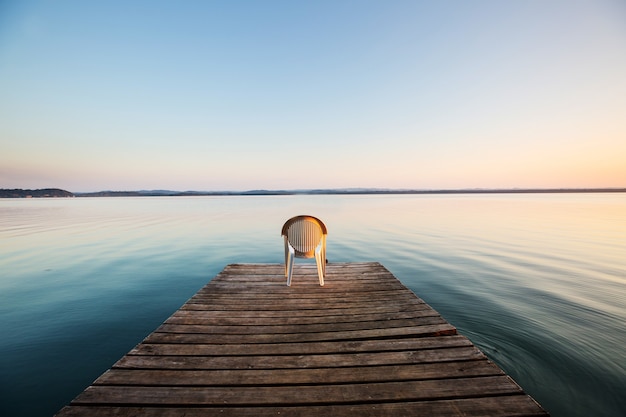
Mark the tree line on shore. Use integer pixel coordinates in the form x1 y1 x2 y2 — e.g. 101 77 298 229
0 188 75 198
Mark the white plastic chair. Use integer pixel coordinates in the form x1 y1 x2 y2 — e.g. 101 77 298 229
281 215 327 286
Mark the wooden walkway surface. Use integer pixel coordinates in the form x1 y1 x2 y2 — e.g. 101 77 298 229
56 262 548 416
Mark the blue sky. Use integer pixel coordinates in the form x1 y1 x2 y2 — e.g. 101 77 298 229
1 0 625 192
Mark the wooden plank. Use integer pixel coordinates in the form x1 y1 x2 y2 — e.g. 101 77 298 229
143 323 458 344
113 346 487 370
155 316 449 334
166 307 438 325
128 335 474 356
55 262 548 416
95 360 503 386
57 396 547 417
180 303 429 315
71 375 524 405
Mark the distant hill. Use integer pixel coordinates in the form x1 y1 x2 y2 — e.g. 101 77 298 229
0 188 75 198
74 187 626 197
74 190 295 197
3 187 625 198
75 191 144 197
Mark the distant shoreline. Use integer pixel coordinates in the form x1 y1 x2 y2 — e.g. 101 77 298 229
2 187 626 198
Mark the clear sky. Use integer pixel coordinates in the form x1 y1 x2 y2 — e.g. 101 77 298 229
1 0 625 192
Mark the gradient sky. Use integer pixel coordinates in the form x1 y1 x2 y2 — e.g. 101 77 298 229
1 0 625 192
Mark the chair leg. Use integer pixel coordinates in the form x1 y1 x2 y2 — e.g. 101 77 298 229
286 248 295 286
315 250 324 286
284 239 289 277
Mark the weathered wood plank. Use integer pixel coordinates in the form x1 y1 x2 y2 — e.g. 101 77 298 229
180 303 430 315
166 307 437 325
55 262 548 417
113 346 486 370
73 376 525 406
58 395 548 417
128 335 473 356
144 323 458 344
155 316 448 335
183 299 424 310
96 360 503 386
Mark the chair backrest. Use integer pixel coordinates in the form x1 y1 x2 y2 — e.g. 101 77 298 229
281 215 327 258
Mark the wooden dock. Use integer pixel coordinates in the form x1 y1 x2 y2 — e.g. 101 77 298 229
56 262 549 416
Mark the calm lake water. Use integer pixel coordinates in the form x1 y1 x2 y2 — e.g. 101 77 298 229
1 194 625 416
